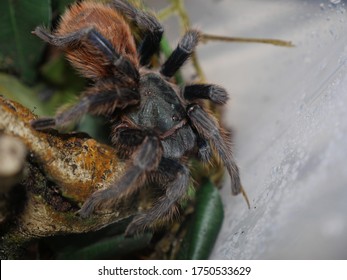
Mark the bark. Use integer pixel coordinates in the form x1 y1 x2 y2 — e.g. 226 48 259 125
0 96 141 259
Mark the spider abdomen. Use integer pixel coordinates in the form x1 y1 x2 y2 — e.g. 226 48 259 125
56 1 139 79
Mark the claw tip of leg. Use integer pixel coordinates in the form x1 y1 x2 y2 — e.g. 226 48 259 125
30 118 56 130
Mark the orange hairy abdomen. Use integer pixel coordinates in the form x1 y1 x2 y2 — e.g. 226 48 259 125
56 1 139 79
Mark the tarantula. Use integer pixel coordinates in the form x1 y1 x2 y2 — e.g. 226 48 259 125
31 0 246 235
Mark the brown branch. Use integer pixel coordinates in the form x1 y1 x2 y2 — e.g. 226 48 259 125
0 96 143 259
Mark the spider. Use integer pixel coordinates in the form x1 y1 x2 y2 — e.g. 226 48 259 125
31 0 247 236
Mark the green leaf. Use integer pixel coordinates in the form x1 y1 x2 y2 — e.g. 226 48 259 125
49 221 152 260
40 54 85 90
0 72 77 116
56 233 152 260
0 0 51 84
78 115 113 145
177 180 224 259
0 72 46 115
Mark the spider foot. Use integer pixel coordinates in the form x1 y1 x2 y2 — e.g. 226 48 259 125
124 215 147 237
78 194 103 218
31 117 56 130
183 84 229 105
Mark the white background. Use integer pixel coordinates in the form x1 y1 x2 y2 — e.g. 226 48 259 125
2 260 347 279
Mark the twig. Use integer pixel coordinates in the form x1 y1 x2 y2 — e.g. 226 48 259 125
201 33 294 47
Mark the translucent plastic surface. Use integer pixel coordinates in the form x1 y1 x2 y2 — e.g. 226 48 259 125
149 0 347 259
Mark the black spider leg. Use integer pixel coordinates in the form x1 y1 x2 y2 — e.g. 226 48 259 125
160 30 200 78
187 104 249 207
31 88 140 130
183 84 229 105
110 0 164 66
78 133 162 218
32 26 139 82
125 158 190 236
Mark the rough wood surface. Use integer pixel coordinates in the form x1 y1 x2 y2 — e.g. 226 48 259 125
0 96 140 259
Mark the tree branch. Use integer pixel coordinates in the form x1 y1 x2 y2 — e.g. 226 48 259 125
0 96 143 259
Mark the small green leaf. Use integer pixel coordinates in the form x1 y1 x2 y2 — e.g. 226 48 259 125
78 115 112 145
41 55 70 86
40 54 85 90
50 221 153 260
0 73 77 116
0 0 51 83
177 180 224 259
57 233 152 260
0 72 45 115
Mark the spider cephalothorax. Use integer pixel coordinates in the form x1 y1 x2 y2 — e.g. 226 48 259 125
31 0 245 235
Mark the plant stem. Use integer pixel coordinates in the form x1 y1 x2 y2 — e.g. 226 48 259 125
201 33 294 47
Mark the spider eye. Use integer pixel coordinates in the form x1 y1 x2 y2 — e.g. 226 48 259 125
172 115 180 122
144 90 152 96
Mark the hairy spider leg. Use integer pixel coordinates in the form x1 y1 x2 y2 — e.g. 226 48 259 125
31 88 140 130
160 30 200 78
187 104 249 208
196 135 212 163
91 127 190 235
110 0 164 66
125 158 190 236
78 134 162 218
183 84 229 105
31 27 142 130
32 26 139 83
